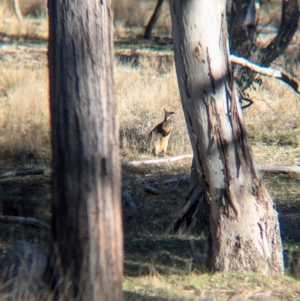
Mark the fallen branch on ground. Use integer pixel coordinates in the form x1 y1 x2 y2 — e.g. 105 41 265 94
143 184 159 195
0 167 44 179
230 55 300 94
164 175 189 185
0 216 50 229
260 165 300 174
127 154 193 166
122 190 137 209
127 155 300 174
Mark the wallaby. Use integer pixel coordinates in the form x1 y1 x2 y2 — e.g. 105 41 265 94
149 109 175 156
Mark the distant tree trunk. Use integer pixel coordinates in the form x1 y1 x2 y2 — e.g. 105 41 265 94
45 0 123 300
229 0 299 91
144 0 164 39
13 0 23 22
170 0 283 274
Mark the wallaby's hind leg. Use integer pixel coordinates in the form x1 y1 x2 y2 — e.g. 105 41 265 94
152 142 160 156
162 140 169 156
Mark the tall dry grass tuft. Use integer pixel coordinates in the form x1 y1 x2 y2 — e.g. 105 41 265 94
245 76 300 147
0 64 50 162
115 58 191 157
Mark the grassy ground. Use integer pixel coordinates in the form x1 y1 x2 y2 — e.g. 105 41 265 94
0 0 300 300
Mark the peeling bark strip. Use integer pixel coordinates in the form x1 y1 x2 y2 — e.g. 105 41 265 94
210 95 240 220
170 0 283 274
180 46 190 98
206 48 216 94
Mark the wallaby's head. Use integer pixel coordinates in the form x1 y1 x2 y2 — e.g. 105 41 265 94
164 109 175 120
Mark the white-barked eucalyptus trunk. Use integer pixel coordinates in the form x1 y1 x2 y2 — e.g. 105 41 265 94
169 0 283 274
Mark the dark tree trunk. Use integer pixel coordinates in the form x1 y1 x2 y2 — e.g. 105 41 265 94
45 0 123 300
169 0 283 274
144 0 164 39
229 0 299 91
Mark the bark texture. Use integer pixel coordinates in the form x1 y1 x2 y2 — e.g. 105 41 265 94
46 0 123 300
170 0 283 274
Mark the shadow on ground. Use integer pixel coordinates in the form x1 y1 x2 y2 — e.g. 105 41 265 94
0 159 300 279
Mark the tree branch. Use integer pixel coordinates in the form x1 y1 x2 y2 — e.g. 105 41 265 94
230 55 300 94
259 0 299 64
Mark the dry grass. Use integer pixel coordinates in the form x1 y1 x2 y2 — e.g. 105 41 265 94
123 272 300 300
0 61 50 162
113 0 171 37
0 50 299 166
245 76 300 146
116 59 191 157
243 72 300 166
0 0 170 41
0 0 47 40
1 0 47 18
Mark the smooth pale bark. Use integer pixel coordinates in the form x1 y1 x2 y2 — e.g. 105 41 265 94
13 0 23 22
46 0 123 300
170 0 283 274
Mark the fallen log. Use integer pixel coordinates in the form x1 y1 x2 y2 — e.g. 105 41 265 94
260 165 300 174
0 167 44 179
127 155 300 174
0 216 50 229
127 154 193 166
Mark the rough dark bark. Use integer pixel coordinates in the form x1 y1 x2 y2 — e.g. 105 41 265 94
144 0 165 39
169 0 283 274
45 0 123 300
